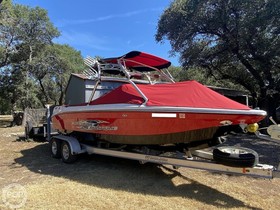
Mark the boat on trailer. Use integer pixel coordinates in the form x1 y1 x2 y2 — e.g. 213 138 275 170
49 51 280 178
52 51 266 147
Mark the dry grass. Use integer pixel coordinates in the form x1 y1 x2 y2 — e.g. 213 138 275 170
0 123 280 210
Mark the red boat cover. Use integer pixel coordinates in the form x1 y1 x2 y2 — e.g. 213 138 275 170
90 80 250 110
101 51 171 71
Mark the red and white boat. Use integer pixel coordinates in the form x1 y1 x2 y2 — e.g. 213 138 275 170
52 51 266 146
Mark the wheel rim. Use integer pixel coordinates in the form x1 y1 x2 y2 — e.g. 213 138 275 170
62 144 70 160
221 148 248 155
51 141 58 155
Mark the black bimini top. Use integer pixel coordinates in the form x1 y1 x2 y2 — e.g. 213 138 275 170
101 51 171 72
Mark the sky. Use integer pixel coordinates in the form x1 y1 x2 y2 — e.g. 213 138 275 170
13 0 180 66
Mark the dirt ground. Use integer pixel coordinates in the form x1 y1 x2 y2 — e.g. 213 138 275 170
0 119 280 210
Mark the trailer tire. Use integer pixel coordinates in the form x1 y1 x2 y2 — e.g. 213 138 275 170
213 146 259 167
50 138 61 158
61 141 77 163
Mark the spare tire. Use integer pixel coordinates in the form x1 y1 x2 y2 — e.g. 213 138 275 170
213 146 259 167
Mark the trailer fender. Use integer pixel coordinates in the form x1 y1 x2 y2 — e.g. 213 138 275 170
53 135 85 155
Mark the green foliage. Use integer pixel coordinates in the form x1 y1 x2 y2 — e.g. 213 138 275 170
0 0 84 113
169 65 244 91
157 0 280 117
30 44 84 106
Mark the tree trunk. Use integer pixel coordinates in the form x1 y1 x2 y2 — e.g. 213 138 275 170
258 91 278 125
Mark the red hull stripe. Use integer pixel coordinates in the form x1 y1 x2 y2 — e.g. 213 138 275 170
55 115 65 130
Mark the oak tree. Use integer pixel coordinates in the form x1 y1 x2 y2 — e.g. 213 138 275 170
156 0 280 120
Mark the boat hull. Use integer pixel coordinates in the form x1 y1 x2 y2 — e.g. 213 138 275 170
52 105 266 145
97 127 219 145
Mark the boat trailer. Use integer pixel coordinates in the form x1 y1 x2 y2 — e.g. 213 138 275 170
46 107 280 179
48 133 280 179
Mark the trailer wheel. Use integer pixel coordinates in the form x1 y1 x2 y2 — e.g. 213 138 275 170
50 138 61 158
213 146 259 167
61 141 77 163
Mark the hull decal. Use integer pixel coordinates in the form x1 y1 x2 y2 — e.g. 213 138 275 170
152 113 177 118
73 120 118 131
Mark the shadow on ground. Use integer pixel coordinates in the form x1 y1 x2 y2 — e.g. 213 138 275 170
13 134 277 209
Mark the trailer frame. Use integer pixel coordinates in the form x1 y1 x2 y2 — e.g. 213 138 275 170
50 134 280 179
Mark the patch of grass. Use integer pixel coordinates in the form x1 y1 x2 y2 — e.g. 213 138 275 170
1 126 280 210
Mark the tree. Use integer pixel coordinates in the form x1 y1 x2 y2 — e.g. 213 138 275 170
0 0 16 68
30 44 84 106
0 1 85 114
156 0 280 120
0 0 63 112
0 0 60 67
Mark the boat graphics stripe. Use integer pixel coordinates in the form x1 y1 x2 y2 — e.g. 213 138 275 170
55 115 65 130
152 113 177 118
